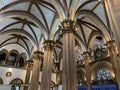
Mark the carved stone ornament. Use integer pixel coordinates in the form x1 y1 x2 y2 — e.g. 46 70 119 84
6 72 12 77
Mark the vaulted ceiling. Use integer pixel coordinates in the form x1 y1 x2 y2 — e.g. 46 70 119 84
0 0 112 61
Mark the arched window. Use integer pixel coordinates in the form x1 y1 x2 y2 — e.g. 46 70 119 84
96 67 112 81
8 53 17 65
18 57 25 67
0 52 6 65
10 78 23 90
92 36 105 50
18 53 27 67
10 78 23 85
77 71 85 86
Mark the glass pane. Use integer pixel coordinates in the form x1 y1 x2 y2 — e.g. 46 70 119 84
96 67 111 80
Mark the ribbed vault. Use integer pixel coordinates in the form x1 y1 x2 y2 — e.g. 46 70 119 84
0 0 112 71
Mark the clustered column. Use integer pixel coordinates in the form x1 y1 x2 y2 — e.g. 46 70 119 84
59 19 77 90
24 60 33 90
107 40 120 89
30 51 43 90
40 40 54 90
83 52 91 90
104 0 120 54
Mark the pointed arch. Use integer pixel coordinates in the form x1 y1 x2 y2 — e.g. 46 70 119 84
10 78 23 84
0 29 38 50
76 10 111 42
0 11 47 39
90 61 114 80
49 0 65 21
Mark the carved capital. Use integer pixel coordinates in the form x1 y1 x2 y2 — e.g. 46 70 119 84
34 51 44 60
44 40 55 50
107 40 116 52
59 19 77 33
83 52 90 58
53 63 59 73
26 60 33 68
34 51 44 56
83 52 91 64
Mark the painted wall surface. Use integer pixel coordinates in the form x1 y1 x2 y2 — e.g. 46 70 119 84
0 66 57 90
0 66 27 84
0 86 11 90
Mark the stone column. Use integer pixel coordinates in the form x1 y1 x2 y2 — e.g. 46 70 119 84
59 19 77 90
107 40 120 89
30 51 43 90
83 52 91 90
24 60 33 90
40 40 54 90
104 0 120 54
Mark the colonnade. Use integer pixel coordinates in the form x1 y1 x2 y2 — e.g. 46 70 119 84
27 0 120 90
27 42 120 90
29 19 77 90
27 29 120 90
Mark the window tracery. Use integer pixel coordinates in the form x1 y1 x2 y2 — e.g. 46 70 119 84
96 67 112 81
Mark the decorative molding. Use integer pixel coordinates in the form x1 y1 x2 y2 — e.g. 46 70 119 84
44 40 55 50
34 51 43 55
94 48 102 58
59 19 77 33
6 72 12 77
107 40 116 52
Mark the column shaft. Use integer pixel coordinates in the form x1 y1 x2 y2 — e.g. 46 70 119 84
24 60 33 90
83 52 91 90
60 20 77 90
104 0 120 54
107 41 120 89
40 41 54 90
30 52 43 90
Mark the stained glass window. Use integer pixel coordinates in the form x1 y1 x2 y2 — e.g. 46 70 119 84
96 67 112 80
